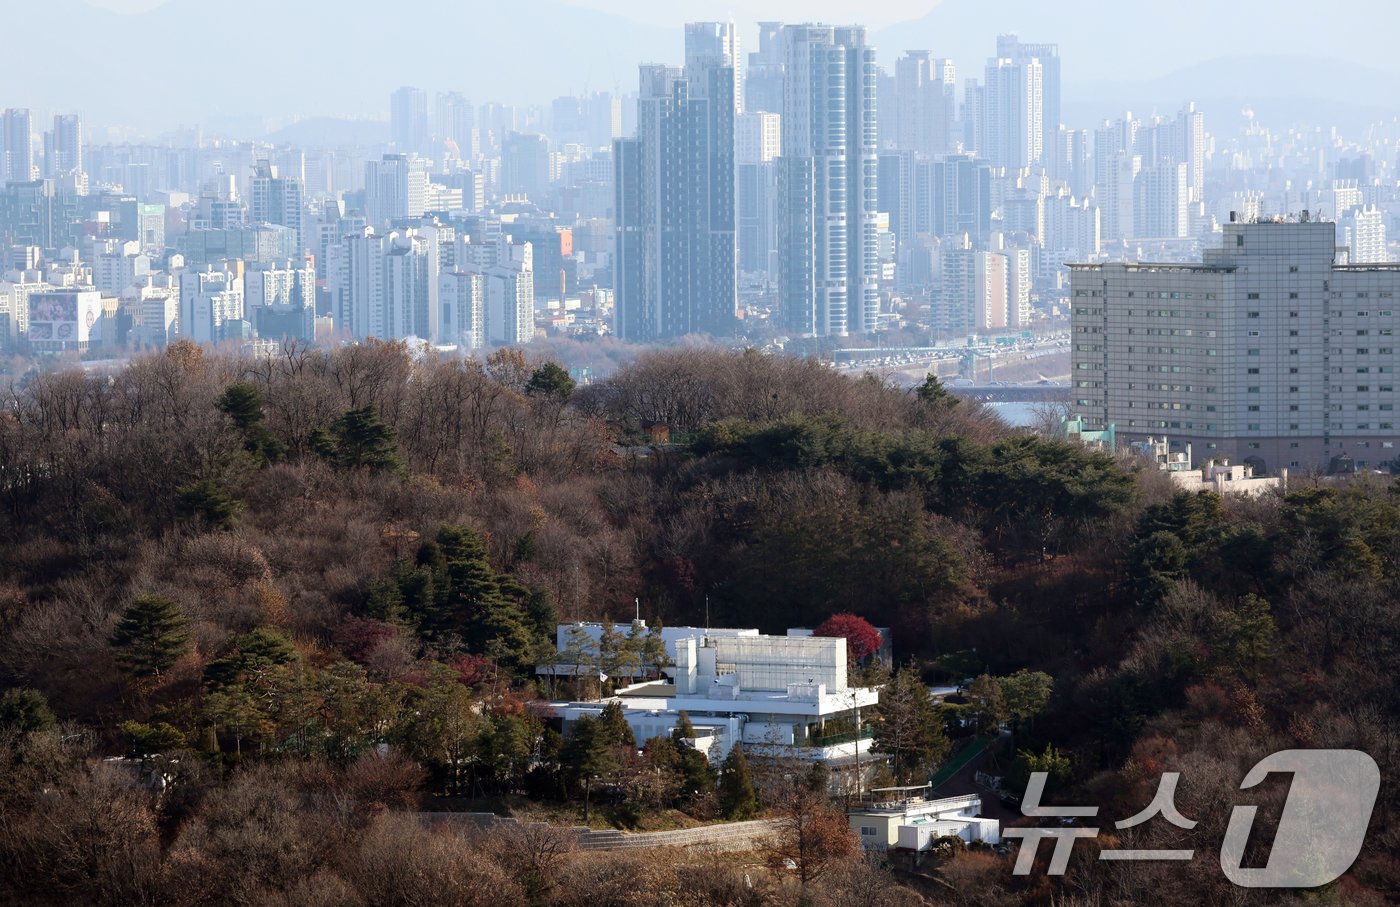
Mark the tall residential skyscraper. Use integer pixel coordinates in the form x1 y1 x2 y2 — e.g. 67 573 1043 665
614 22 737 340
893 52 955 158
46 114 83 179
1178 102 1206 202
327 227 437 341
745 22 785 113
980 56 1043 171
501 133 550 201
2 109 34 183
1133 162 1189 238
777 24 879 337
390 86 429 155
364 154 428 225
737 111 781 275
436 92 477 158
250 160 306 253
995 35 1059 173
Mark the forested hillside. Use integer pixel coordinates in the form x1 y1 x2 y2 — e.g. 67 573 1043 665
0 340 1396 905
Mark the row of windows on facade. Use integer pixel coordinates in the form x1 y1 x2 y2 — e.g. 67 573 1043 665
1077 362 1400 371
1083 416 1399 434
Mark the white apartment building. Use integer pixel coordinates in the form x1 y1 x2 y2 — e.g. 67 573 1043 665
437 270 484 350
1343 205 1387 264
327 227 437 342
1072 217 1400 473
91 239 150 295
123 273 179 348
178 263 245 344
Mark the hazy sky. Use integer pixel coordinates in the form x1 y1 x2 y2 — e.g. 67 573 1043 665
87 0 942 26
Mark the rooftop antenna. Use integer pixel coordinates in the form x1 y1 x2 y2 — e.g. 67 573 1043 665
635 597 641 623
705 595 711 632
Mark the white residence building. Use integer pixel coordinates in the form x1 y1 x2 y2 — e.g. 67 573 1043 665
540 622 879 767
848 787 1000 850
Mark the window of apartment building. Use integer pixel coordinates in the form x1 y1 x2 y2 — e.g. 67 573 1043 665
1248 330 1261 337
1248 423 1261 430
1289 405 1300 411
1359 424 1372 430
1383 423 1395 430
1247 293 1260 299
1359 330 1370 336
1359 367 1372 373
1382 404 1395 411
1248 349 1260 356
1248 405 1261 411
1289 349 1299 355
1290 330 1300 336
1247 386 1260 392
1359 405 1371 411
1247 311 1260 318
1289 265 1299 272
1359 349 1370 355
1247 368 1260 374
1290 367 1300 374
1289 386 1299 392
1206 405 1216 411
1359 311 1370 317
1383 348 1394 354
1290 442 1300 448
1383 386 1395 393
1290 424 1300 430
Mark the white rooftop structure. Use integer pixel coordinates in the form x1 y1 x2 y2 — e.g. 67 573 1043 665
848 788 1000 850
541 624 879 765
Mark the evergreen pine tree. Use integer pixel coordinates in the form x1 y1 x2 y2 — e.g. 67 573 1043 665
718 744 758 820
672 710 697 743
436 526 534 671
311 407 403 474
111 594 190 679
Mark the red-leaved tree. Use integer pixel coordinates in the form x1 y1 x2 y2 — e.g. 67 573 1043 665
813 613 882 662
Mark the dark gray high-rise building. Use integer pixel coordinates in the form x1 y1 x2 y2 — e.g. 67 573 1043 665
777 24 879 338
614 22 737 341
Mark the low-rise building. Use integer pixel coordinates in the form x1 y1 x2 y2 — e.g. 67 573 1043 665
540 623 879 768
848 787 1000 850
1131 436 1285 495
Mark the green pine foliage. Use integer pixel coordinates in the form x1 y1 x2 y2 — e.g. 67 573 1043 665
717 744 758 820
111 594 190 679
